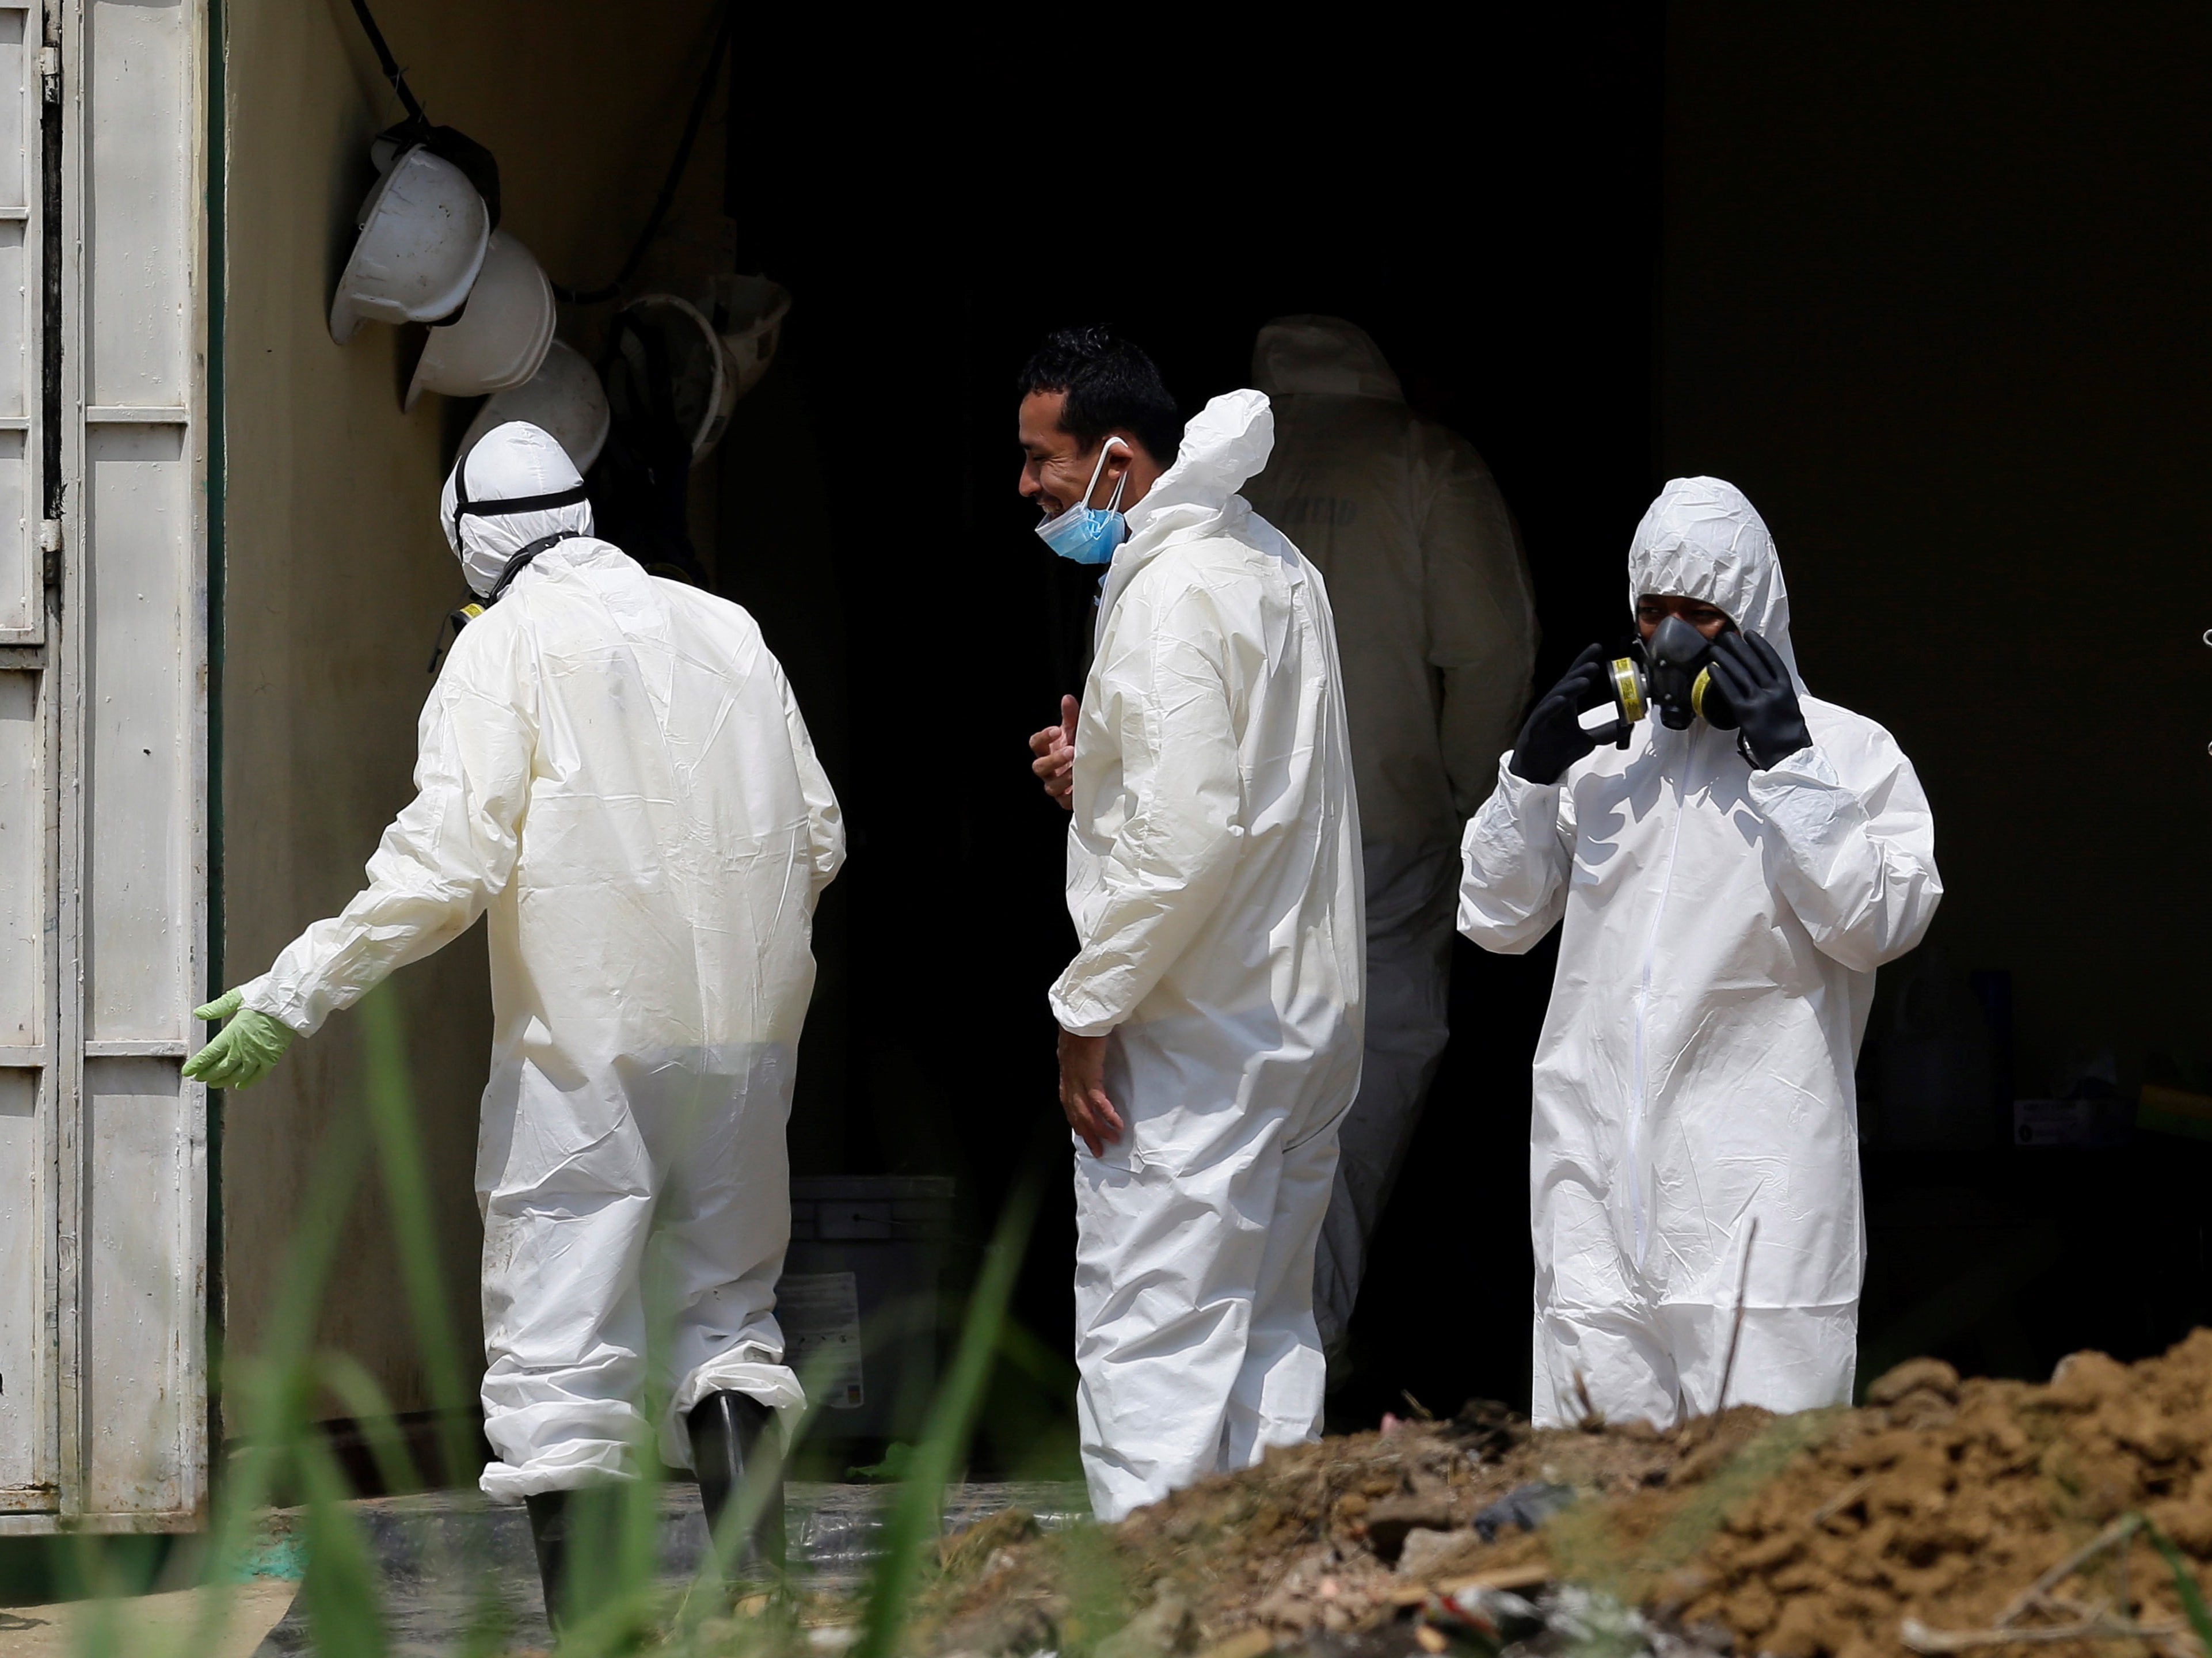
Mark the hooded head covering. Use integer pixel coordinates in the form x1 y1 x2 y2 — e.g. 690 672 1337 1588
439 420 595 597
1250 315 1404 402
1124 389 1274 538
1627 476 1803 690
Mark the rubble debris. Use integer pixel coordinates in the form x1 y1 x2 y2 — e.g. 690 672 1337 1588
1474 1482 1578 1542
907 1330 2212 1658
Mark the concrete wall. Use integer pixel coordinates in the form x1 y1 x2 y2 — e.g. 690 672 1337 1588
1661 6 2212 1101
220 0 725 1428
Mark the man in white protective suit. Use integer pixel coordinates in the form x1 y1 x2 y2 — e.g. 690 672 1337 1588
184 421 843 1623
1016 327 1365 1520
1240 315 1537 1357
1458 476 1940 1428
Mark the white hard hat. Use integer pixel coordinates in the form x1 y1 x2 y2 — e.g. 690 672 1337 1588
404 230 555 410
457 340 610 474
608 294 731 466
329 144 492 345
703 274 791 406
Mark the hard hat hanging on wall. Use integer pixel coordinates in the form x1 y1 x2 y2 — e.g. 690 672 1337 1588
330 0 501 346
403 231 556 409
335 0 787 436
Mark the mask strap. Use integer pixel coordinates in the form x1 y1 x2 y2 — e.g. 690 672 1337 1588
428 530 578 675
450 446 592 546
1080 437 1128 511
486 531 574 603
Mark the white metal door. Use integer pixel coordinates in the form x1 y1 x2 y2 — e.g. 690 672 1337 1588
0 0 205 1534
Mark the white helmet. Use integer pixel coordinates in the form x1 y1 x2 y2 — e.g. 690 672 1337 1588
457 340 610 474
607 294 732 466
329 144 492 345
404 230 555 409
703 274 791 406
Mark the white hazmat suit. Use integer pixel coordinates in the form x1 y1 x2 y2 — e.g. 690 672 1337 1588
1244 317 1537 1348
1051 391 1365 1522
1457 477 1939 1428
241 422 844 1498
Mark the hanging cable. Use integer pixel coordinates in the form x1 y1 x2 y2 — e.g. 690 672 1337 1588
551 0 737 306
345 0 726 306
345 0 502 225
349 0 425 125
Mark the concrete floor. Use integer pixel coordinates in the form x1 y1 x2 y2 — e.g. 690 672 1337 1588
0 1580 300 1658
247 1480 1088 1656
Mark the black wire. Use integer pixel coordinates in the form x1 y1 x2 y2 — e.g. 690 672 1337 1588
348 0 425 124
552 0 737 306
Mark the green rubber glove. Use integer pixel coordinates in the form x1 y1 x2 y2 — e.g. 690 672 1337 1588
184 988 296 1090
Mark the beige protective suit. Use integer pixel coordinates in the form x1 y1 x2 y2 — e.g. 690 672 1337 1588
1244 318 1538 1348
243 423 844 1499
1052 390 1365 1521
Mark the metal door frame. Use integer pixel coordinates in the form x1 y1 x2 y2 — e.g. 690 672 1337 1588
0 0 209 1537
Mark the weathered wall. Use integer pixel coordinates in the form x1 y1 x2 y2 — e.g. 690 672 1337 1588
220 0 724 1428
1661 5 2212 1100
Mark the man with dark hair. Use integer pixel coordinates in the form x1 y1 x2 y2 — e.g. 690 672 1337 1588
1016 326 1366 1520
1016 324 1189 467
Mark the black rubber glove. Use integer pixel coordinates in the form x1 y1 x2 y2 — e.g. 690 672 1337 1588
1708 632 1813 769
1507 644 1611 785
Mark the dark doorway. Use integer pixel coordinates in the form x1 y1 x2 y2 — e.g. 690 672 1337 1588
712 11 1669 1467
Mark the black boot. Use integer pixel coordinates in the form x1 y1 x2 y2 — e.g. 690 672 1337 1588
688 1390 785 1586
524 1489 570 1632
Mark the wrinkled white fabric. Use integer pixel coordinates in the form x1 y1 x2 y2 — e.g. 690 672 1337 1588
1052 391 1365 1522
245 424 844 1496
1246 317 1538 1345
439 419 596 597
1458 476 1940 1428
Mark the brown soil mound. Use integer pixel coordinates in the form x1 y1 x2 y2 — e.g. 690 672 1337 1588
916 1333 2212 1658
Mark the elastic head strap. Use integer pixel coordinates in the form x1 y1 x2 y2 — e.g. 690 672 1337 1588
450 446 592 548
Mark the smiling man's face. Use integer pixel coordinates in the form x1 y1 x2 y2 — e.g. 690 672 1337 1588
1018 390 1128 518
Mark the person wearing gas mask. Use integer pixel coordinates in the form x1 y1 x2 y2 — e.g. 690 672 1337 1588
1017 327 1365 1520
1240 316 1537 1360
184 421 843 1623
1459 476 1940 1428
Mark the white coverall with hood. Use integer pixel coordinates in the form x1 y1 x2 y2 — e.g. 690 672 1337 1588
1243 317 1537 1349
1458 477 1939 1428
1052 391 1365 1522
239 421 844 1499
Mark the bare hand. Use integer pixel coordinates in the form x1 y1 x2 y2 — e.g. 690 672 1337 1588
1057 1028 1124 1155
1028 694 1078 811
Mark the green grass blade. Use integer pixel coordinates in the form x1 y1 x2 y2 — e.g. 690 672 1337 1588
184 1105 378 1657
668 1337 865 1637
315 1353 427 1501
296 1433 391 1658
852 1162 1044 1658
2144 1517 2212 1656
358 989 479 1489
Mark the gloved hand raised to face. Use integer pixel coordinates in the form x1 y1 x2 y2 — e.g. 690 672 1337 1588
183 988 297 1091
1708 631 1813 770
1507 644 1612 786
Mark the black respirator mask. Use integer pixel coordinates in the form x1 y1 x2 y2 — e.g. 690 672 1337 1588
425 472 591 674
1590 615 1741 747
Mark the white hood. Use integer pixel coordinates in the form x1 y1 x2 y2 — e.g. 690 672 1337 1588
1124 389 1276 543
1627 476 1803 690
439 419 596 596
1251 315 1404 402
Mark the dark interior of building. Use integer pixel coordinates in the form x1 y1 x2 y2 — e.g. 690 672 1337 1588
677 7 2212 1473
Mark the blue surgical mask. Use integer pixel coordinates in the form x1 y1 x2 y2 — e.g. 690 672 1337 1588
1035 438 1129 565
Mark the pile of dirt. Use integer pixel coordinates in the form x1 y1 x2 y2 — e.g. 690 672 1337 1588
913 1332 2212 1658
